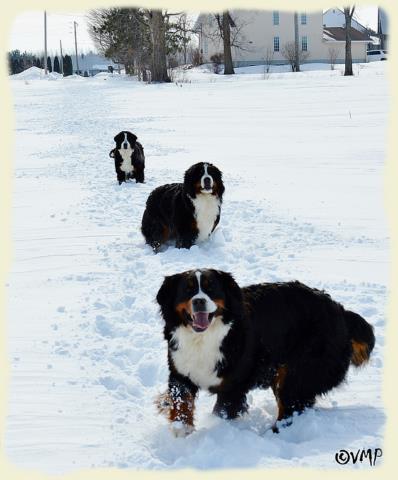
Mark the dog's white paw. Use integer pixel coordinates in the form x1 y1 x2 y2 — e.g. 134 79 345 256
170 421 194 438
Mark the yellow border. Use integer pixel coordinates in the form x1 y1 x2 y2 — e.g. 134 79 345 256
1 1 396 479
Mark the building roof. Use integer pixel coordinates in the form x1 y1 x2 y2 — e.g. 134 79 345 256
323 26 371 42
323 8 367 33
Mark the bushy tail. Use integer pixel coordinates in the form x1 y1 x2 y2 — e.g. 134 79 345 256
345 310 375 367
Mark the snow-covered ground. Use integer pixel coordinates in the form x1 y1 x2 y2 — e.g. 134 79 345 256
6 63 388 472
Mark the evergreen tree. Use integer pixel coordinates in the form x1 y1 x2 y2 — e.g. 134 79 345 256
47 56 52 72
63 55 73 76
8 50 21 74
53 56 60 73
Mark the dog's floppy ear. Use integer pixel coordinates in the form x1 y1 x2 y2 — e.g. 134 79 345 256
215 170 225 198
156 273 181 315
215 270 244 319
183 164 197 198
126 132 137 145
114 132 124 143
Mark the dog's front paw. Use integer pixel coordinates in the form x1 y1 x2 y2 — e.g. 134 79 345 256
156 392 172 417
170 421 194 438
151 241 161 254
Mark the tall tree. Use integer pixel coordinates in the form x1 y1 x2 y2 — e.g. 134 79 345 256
221 11 234 74
53 56 60 73
88 8 187 82
88 8 151 76
147 10 170 82
47 56 52 72
293 12 300 72
344 6 355 76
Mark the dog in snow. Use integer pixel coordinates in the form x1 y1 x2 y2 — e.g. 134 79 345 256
109 131 145 184
141 162 225 253
155 268 375 436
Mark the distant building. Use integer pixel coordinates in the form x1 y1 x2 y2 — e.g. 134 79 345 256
72 52 122 76
194 9 371 67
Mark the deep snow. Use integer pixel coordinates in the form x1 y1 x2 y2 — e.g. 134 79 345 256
6 62 388 472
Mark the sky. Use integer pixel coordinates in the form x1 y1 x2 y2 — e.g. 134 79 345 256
8 7 379 55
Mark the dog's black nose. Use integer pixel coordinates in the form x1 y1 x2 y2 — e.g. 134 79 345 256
204 177 211 189
123 143 128 149
192 298 206 311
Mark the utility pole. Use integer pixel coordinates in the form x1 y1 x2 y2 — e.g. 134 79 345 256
73 21 79 75
294 12 300 72
44 11 48 75
59 39 64 75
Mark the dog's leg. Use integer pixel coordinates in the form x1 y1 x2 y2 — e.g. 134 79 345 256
175 233 194 250
117 171 125 185
135 169 145 183
141 213 168 254
114 156 125 185
212 390 249 420
271 365 315 433
156 377 198 437
174 216 196 249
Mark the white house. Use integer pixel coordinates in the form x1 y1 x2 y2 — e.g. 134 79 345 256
194 9 371 66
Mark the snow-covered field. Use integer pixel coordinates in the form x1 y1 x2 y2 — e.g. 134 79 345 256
6 63 389 472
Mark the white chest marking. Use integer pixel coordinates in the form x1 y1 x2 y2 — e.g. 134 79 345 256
190 193 220 242
171 316 231 390
118 148 135 173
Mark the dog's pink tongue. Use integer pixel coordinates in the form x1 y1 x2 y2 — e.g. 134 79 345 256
193 312 209 329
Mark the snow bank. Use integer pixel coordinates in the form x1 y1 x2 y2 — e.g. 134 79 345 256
11 66 45 80
12 66 64 81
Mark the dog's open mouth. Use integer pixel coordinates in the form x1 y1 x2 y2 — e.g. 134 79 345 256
191 311 214 332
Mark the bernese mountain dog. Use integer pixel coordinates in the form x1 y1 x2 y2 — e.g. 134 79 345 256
109 131 145 184
141 162 224 253
156 269 375 437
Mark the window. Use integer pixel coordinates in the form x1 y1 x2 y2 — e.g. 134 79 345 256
301 13 307 25
273 36 280 52
273 11 279 25
301 36 308 52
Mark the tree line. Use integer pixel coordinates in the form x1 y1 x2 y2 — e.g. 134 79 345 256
9 6 360 80
8 50 74 76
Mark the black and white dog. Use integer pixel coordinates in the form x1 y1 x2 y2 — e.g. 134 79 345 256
141 162 225 253
156 269 375 437
109 131 145 184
